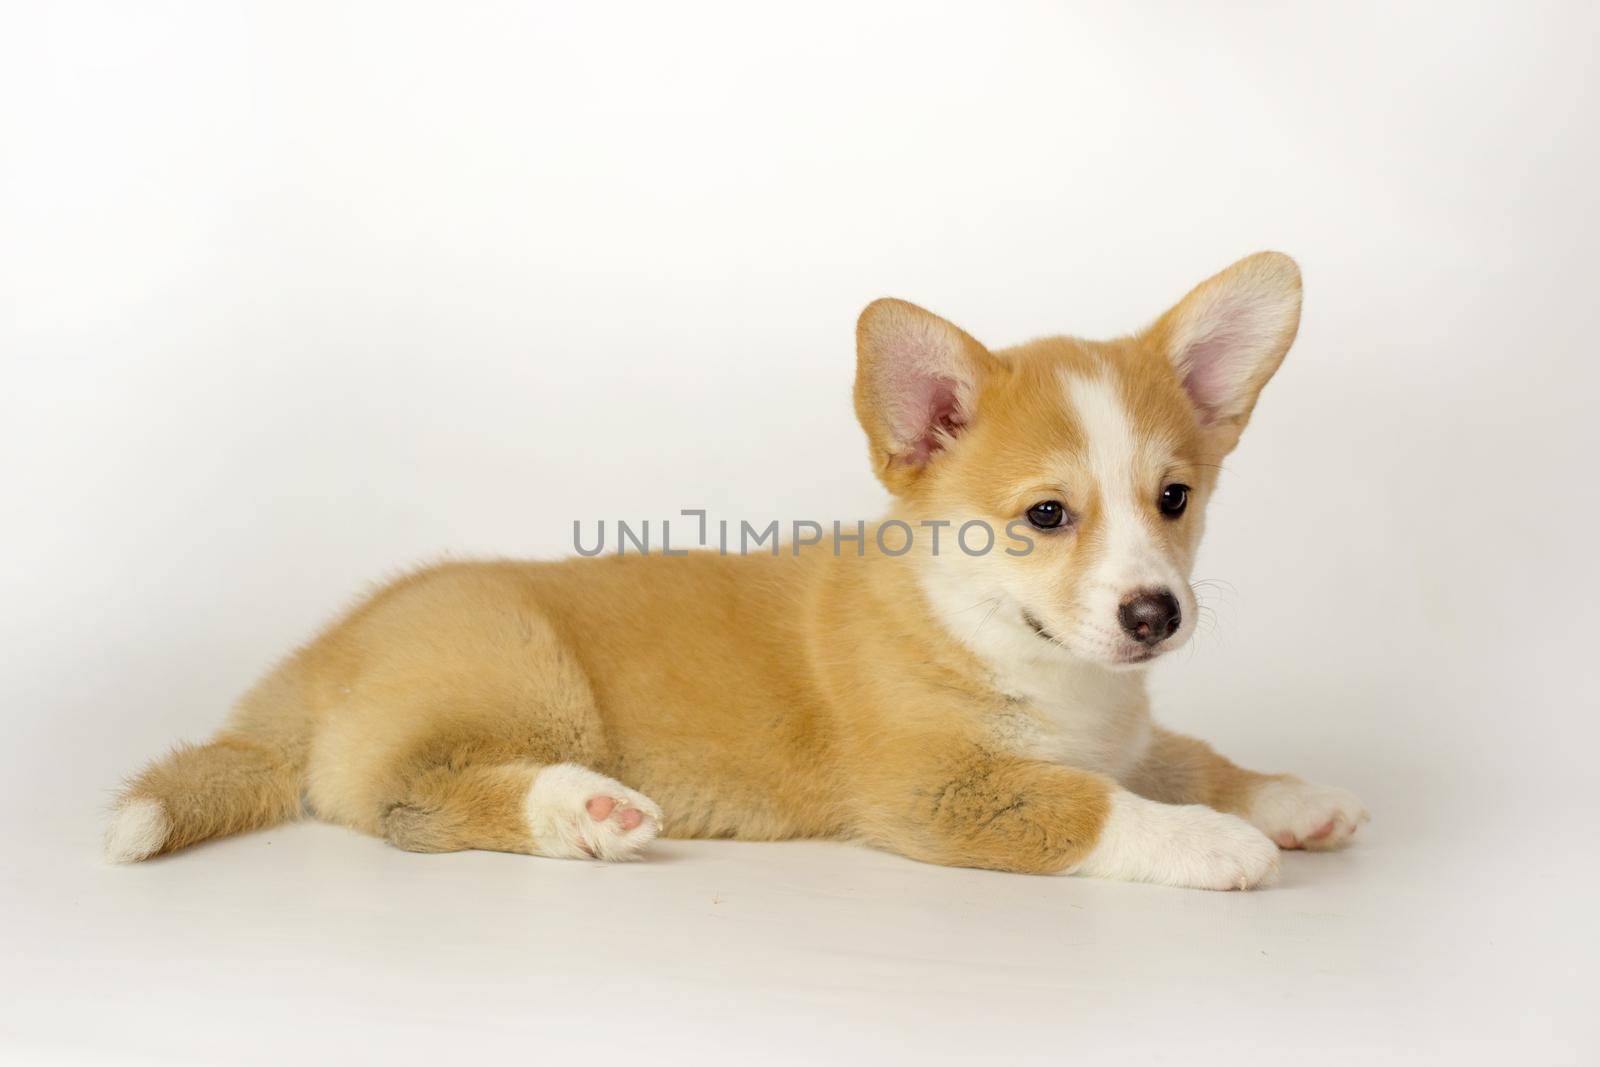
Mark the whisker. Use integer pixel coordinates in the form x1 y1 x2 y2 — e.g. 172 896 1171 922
968 598 1004 643
946 595 1001 617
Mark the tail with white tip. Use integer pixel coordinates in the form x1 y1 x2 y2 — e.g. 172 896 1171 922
106 731 304 863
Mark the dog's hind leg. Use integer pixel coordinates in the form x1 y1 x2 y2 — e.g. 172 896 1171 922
380 756 662 861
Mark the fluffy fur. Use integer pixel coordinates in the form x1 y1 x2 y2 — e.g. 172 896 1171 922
107 251 1366 890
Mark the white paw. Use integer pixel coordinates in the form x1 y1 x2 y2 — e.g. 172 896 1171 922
1073 791 1280 890
524 764 662 862
104 797 170 863
1246 778 1369 851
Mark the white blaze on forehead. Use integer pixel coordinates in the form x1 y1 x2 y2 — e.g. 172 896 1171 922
1063 370 1142 500
1060 368 1178 592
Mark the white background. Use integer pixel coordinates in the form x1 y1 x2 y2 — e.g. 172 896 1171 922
2 2 1596 1063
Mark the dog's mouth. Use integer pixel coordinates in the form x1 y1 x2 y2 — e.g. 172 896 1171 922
1021 610 1054 641
1021 609 1160 666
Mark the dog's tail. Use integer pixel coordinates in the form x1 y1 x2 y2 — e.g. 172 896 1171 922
105 660 311 863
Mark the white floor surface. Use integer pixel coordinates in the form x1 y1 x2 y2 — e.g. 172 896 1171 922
1 772 1591 1064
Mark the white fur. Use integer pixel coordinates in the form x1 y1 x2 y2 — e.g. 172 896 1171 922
524 763 662 861
1246 777 1369 849
1060 370 1194 657
997 659 1152 782
1072 790 1280 890
916 540 1154 779
104 797 170 864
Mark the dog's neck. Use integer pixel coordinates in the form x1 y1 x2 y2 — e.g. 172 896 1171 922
909 549 1153 778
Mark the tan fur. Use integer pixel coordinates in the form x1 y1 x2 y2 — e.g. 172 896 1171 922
109 252 1345 880
1124 726 1286 813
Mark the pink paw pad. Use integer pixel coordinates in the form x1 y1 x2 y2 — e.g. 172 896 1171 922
1276 818 1343 850
586 795 646 830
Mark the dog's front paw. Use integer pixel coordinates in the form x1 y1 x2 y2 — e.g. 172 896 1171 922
1073 791 1280 890
1246 777 1368 851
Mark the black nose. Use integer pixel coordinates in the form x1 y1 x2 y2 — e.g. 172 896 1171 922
1118 589 1181 647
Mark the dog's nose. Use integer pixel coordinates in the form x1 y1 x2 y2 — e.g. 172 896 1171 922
1118 589 1181 646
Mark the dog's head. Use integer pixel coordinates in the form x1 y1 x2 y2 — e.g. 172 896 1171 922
854 252 1301 669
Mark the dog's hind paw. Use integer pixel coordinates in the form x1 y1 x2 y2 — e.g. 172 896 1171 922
524 764 662 861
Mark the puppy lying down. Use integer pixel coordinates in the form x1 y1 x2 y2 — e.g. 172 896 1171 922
107 252 1366 890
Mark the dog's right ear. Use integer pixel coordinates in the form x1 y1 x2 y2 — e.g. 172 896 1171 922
853 298 999 494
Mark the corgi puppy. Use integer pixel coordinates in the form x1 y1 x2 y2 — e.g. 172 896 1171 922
106 251 1366 889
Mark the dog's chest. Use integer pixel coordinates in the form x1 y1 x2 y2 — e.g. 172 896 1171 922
985 657 1152 781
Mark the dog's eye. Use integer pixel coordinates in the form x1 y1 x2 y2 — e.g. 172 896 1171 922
1158 483 1190 518
1026 500 1068 530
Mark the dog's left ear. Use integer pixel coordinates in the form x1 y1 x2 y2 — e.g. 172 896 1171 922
1146 251 1302 453
854 298 1001 494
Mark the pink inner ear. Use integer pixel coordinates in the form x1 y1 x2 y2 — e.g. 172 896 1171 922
898 375 964 465
1181 334 1233 423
